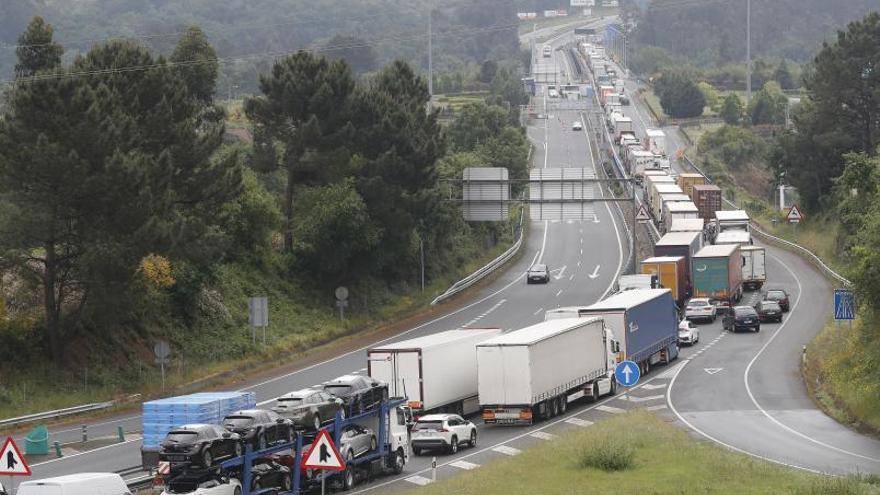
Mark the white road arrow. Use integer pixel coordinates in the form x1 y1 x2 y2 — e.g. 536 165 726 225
553 265 568 280
704 368 724 375
623 364 634 383
588 265 601 279
593 214 600 224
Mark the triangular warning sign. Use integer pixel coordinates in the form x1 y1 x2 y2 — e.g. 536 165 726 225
786 204 804 223
0 437 31 476
301 429 346 472
635 204 651 223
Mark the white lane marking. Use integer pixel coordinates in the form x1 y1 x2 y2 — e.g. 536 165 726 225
553 265 568 280
405 476 433 486
531 431 558 440
646 404 668 411
596 405 625 414
588 265 601 279
493 445 522 456
555 290 563 297
742 254 880 463
564 418 593 427
619 394 665 403
657 361 687 379
580 248 583 255
537 220 550 265
359 368 367 372
533 307 544 316
704 368 723 375
450 460 480 471
464 299 508 327
577 261 582 267
667 356 823 474
642 383 667 390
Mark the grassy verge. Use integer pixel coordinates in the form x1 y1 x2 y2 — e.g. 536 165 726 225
409 411 880 495
804 315 880 437
0 221 520 421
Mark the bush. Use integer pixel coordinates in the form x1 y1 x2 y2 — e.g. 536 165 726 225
797 476 879 495
577 434 636 472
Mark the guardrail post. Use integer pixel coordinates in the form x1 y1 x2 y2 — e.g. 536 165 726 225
432 457 437 481
117 426 125 442
81 425 87 443
54 441 62 458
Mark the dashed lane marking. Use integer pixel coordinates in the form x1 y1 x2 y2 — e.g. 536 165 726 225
450 460 480 471
596 405 625 414
564 418 593 427
530 431 557 440
646 404 668 411
405 476 433 486
493 446 522 456
618 394 666 403
642 383 667 390
657 361 688 379
533 308 544 316
556 290 563 297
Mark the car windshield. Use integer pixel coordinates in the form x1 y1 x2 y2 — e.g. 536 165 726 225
277 397 303 406
760 302 778 309
689 300 709 307
413 420 443 430
224 416 255 428
767 291 785 300
531 265 547 272
166 431 199 442
735 308 757 316
324 385 352 395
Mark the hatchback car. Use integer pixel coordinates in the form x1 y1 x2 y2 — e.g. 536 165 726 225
322 375 388 414
273 388 344 431
410 414 477 455
678 319 700 345
723 306 761 333
685 298 716 323
527 264 550 284
764 289 791 312
222 409 292 451
159 424 242 467
572 121 583 131
251 456 292 493
755 300 783 323
160 472 242 495
338 424 377 461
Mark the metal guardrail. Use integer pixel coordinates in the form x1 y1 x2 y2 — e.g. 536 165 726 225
431 207 526 306
678 154 852 287
0 401 114 429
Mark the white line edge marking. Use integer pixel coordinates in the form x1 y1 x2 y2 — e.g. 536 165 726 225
742 254 880 463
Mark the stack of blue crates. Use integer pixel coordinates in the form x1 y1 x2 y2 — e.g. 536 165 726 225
142 392 256 449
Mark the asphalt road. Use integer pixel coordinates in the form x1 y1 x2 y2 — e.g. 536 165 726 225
19 25 634 487
593 46 880 474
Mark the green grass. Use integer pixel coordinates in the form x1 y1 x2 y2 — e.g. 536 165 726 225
805 315 880 436
409 411 880 495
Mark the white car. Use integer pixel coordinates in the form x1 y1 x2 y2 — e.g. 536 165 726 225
411 414 477 455
0 480 6 495
685 298 716 323
161 472 242 495
572 121 583 131
678 319 700 345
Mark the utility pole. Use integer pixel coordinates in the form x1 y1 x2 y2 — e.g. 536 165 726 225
746 0 752 105
427 5 433 109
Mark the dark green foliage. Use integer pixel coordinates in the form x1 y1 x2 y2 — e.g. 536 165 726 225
655 71 705 118
479 60 498 84
170 26 219 104
698 125 768 170
14 16 62 78
749 82 788 125
773 59 796 90
720 93 743 125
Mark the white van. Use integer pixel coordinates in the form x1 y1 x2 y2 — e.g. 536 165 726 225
17 473 131 495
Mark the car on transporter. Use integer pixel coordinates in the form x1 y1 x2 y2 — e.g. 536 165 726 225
161 472 243 495
410 414 477 456
572 120 583 131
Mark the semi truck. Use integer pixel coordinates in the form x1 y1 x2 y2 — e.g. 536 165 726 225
741 245 767 291
692 244 744 310
658 194 693 224
714 230 752 247
692 184 722 223
644 128 667 157
641 256 687 306
677 173 707 199
575 289 680 375
478 317 619 425
650 183 683 219
713 210 750 235
662 201 699 231
367 328 502 417
669 218 705 235
654 231 703 294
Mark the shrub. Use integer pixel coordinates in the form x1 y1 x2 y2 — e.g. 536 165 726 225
577 435 635 472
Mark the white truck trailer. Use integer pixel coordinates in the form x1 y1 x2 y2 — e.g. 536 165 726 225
645 128 667 157
714 210 751 234
478 318 618 425
368 328 502 416
741 245 767 291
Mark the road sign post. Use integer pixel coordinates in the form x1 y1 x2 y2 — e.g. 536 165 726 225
301 429 346 495
0 437 32 492
834 288 856 321
248 297 269 345
614 360 640 387
153 341 171 391
335 287 349 321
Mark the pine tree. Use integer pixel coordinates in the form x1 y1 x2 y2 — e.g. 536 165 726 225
14 16 63 78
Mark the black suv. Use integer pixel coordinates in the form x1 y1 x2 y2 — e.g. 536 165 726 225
159 424 242 467
223 409 292 451
322 375 388 415
723 306 761 333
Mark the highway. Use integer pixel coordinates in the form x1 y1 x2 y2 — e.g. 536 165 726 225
19 21 636 489
591 43 880 474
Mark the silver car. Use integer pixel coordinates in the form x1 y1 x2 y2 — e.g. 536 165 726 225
338 424 377 461
527 264 550 284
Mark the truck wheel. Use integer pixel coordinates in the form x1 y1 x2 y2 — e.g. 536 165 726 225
609 379 618 396
558 396 567 414
392 449 405 474
549 399 559 418
412 447 422 456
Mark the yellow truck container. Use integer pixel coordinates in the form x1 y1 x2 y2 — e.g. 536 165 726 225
641 256 687 305
677 173 707 200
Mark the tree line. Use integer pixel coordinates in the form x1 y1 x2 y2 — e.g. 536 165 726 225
0 16 529 369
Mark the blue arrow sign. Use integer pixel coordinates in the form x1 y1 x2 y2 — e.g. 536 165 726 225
614 360 640 387
834 289 856 321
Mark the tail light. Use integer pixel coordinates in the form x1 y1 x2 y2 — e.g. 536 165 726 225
482 410 495 420
519 409 533 420
407 400 422 409
438 429 449 433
